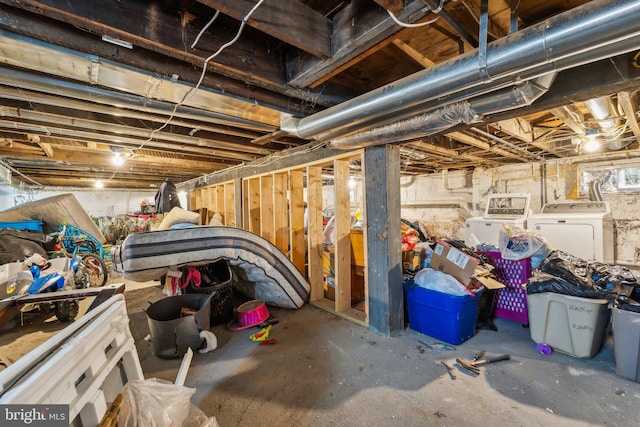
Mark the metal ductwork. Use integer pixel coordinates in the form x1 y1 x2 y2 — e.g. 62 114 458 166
584 96 627 150
282 0 640 143
330 73 555 149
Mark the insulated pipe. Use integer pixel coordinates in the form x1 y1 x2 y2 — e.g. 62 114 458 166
329 73 555 149
282 0 640 140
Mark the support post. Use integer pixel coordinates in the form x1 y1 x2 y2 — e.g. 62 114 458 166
364 145 403 336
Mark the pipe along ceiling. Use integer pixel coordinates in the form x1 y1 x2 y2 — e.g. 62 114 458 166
281 0 640 151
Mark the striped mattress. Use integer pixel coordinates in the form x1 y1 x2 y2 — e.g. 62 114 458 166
111 226 310 309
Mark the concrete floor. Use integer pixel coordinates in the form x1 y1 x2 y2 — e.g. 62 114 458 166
2 278 640 426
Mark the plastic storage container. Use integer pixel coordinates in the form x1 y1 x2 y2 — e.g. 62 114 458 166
146 294 212 359
405 285 481 345
527 292 611 358
479 251 532 324
0 220 43 232
612 306 640 382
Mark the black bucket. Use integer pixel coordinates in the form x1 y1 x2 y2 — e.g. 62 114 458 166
146 294 212 359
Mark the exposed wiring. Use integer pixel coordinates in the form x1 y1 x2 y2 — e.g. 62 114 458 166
387 7 440 28
117 0 265 183
191 10 220 49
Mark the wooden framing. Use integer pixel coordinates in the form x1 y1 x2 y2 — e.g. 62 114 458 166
187 149 386 329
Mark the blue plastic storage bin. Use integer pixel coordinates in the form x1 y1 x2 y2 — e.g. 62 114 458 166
406 285 481 345
0 220 43 232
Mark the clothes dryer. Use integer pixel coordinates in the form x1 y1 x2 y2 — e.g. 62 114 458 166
526 201 614 263
464 193 531 248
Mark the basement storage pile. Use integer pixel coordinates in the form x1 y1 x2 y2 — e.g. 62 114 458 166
403 224 640 382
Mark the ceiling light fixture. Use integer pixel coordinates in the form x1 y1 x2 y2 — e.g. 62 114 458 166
95 180 104 189
112 152 125 166
583 128 600 152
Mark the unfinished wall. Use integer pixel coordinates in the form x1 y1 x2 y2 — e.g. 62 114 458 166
400 159 640 267
2 189 156 217
400 171 473 240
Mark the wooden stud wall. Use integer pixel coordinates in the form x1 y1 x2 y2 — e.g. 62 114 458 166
188 151 369 326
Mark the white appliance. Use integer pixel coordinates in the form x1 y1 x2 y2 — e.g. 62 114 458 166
464 193 531 248
526 201 614 263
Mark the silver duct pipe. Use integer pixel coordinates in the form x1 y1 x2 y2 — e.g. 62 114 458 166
282 0 640 141
330 73 555 149
583 96 626 150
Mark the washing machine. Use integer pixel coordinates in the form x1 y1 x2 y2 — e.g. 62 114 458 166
464 193 531 248
526 201 614 263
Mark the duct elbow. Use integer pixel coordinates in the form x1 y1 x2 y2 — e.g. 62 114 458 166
280 113 302 137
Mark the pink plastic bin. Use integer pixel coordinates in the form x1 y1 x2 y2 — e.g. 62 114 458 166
478 251 532 324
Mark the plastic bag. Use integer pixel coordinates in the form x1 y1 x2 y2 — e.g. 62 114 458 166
119 378 218 427
527 250 638 302
498 225 547 261
413 268 470 296
532 250 637 302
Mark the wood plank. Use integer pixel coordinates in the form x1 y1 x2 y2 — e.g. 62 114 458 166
216 186 225 220
248 178 261 234
289 169 306 274
0 0 288 92
373 0 403 13
333 159 352 313
197 0 331 58
617 91 640 145
364 145 402 335
242 179 250 231
230 179 242 228
391 39 435 68
260 174 275 244
446 131 528 161
273 172 289 254
306 165 324 302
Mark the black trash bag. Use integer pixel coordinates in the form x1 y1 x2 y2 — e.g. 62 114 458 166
0 229 49 264
530 250 638 302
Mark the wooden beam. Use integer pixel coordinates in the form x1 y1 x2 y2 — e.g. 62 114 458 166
617 91 640 144
494 118 568 157
364 145 402 335
196 0 331 58
391 39 435 68
289 169 306 275
405 140 493 164
36 142 53 157
372 0 403 14
259 174 275 244
333 159 352 313
287 0 434 88
446 131 528 161
306 165 324 302
550 107 585 136
0 2 338 111
273 172 289 254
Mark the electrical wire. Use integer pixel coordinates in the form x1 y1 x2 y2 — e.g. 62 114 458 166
114 0 265 185
191 10 220 49
387 6 440 28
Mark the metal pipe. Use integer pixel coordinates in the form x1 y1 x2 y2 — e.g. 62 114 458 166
330 74 555 149
469 127 539 160
283 0 640 140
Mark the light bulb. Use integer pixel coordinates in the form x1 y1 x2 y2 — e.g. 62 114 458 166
95 180 104 189
112 152 125 166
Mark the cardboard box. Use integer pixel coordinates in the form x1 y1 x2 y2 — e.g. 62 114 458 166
431 240 503 290
402 250 420 273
